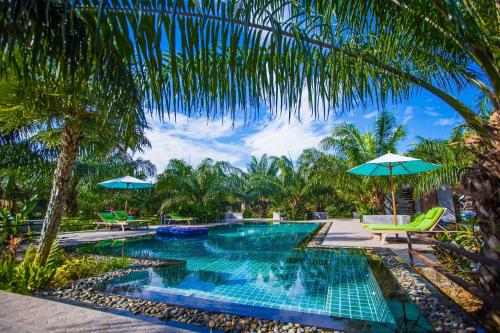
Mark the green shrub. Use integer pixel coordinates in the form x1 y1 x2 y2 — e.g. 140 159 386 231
53 256 131 286
434 226 482 285
242 210 253 218
0 241 132 293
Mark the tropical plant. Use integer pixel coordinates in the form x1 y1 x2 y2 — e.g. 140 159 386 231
245 155 281 217
409 130 476 198
0 196 37 237
155 159 242 219
434 226 482 285
320 111 406 214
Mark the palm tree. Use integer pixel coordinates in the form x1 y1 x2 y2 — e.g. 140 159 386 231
0 67 146 263
155 159 241 219
245 155 281 217
409 131 476 198
2 1 499 314
320 111 406 213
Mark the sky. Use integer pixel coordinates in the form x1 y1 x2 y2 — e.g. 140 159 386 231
138 86 476 172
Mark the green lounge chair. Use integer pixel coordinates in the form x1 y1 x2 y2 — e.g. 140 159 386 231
165 212 198 225
96 212 138 232
112 210 150 229
363 207 446 244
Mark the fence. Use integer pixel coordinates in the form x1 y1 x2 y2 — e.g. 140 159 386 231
406 230 500 309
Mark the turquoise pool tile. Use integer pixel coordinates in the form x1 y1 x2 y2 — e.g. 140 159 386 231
93 223 396 324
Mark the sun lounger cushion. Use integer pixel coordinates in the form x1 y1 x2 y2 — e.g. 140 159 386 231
365 208 445 231
98 212 119 223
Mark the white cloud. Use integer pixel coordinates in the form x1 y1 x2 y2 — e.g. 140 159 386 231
424 106 439 117
243 114 334 160
363 110 378 119
402 106 413 125
137 88 338 172
435 118 456 126
137 115 244 172
243 88 336 160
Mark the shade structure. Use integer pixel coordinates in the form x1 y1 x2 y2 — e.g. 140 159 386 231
348 153 440 224
98 176 154 212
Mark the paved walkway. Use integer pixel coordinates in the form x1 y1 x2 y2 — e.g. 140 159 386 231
322 219 434 265
0 291 196 333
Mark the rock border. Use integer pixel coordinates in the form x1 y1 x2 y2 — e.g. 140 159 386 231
369 248 478 333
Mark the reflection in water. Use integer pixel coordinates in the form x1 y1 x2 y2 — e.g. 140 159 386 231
87 223 432 332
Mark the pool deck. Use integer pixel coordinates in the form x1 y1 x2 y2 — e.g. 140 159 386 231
322 219 434 265
0 291 195 333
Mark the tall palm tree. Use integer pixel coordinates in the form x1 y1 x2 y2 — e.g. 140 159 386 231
0 68 146 263
320 111 406 213
245 155 281 217
408 131 476 198
155 158 241 218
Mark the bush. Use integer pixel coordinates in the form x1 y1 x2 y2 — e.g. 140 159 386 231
242 210 253 218
0 242 132 293
53 256 131 286
434 226 482 285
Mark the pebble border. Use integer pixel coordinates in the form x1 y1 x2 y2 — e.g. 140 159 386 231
370 248 478 333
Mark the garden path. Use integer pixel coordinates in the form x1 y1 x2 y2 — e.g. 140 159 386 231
322 219 435 265
0 291 200 332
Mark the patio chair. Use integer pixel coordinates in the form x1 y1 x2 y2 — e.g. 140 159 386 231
362 207 446 244
112 210 150 229
165 212 198 225
96 212 138 232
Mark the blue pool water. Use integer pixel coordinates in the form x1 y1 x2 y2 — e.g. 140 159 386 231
83 223 432 331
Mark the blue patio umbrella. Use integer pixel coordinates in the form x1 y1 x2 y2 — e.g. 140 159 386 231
348 153 440 224
98 175 154 212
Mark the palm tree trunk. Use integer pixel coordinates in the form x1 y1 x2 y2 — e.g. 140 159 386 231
461 110 500 329
37 125 81 264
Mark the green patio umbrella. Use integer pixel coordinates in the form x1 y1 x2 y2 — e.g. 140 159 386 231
98 175 154 212
347 153 440 225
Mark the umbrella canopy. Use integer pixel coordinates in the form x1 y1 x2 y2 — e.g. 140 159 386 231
98 176 154 212
348 153 440 176
348 153 440 224
98 175 154 189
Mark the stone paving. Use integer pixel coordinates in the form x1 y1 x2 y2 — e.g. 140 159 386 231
322 219 435 265
0 291 196 333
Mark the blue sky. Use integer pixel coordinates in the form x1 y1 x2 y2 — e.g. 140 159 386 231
138 86 476 172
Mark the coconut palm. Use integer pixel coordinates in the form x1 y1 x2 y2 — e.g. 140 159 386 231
245 155 281 217
0 68 146 263
320 111 406 213
155 159 241 219
408 131 476 198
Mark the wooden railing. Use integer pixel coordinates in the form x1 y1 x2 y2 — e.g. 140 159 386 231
406 230 500 309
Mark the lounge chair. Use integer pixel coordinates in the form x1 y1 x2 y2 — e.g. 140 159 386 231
362 207 446 244
112 210 150 229
165 212 198 225
96 212 138 232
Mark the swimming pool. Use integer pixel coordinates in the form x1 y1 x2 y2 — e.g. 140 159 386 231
81 223 432 332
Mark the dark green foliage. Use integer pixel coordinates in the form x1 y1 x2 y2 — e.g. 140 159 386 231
434 225 482 285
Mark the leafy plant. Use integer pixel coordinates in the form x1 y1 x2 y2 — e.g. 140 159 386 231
0 196 37 236
53 256 131 287
434 226 482 285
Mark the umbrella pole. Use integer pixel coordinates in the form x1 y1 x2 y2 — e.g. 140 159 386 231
125 185 129 214
389 165 397 225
